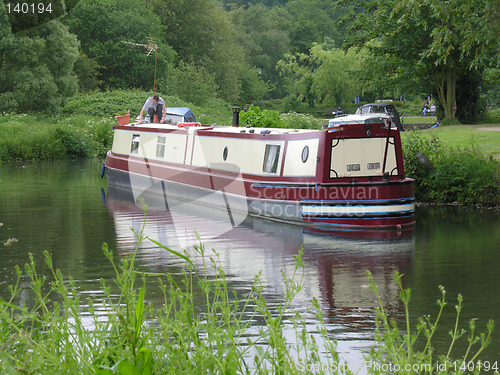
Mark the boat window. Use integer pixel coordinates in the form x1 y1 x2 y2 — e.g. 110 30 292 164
263 144 281 173
223 146 228 161
301 145 309 163
156 135 166 158
131 134 140 154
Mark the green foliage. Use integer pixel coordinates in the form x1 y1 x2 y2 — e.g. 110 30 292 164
427 147 500 205
484 66 500 106
189 97 234 126
62 89 233 126
286 0 348 53
66 0 175 91
229 4 292 99
62 90 184 118
238 67 274 103
367 270 494 375
240 105 286 127
402 130 500 205
73 51 102 91
310 45 367 107
152 0 244 103
280 112 322 129
0 18 79 114
239 105 321 130
158 63 218 106
484 107 500 124
0 114 114 160
278 45 368 108
343 0 498 119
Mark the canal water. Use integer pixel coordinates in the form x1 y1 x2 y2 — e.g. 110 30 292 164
1 159 499 372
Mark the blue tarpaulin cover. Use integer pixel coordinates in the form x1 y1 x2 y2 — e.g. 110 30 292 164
165 107 195 122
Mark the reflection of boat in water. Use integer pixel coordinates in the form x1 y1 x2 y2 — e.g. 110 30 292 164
105 184 415 321
106 185 415 372
104 108 415 230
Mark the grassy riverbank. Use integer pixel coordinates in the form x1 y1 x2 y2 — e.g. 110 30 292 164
0 211 494 374
402 129 500 206
0 114 114 160
403 125 500 160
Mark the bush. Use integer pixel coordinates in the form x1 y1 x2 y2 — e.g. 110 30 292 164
280 112 322 129
240 105 286 128
62 90 156 118
427 147 500 205
52 126 91 159
402 131 500 205
63 90 232 126
0 116 63 160
484 106 500 124
0 114 114 160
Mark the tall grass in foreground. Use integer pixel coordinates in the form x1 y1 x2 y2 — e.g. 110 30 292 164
0 208 494 374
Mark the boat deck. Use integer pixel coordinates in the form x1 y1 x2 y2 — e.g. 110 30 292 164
125 122 319 134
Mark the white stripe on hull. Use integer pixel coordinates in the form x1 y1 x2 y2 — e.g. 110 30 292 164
302 203 415 216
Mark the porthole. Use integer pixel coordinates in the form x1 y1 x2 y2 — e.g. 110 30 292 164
223 146 228 161
301 145 309 163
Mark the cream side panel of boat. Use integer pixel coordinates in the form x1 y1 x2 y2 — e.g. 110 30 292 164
165 133 187 164
137 133 160 159
191 136 285 175
330 138 397 178
282 139 319 177
111 129 188 165
111 129 133 155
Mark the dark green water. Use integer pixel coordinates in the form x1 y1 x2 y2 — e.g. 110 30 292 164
0 159 499 371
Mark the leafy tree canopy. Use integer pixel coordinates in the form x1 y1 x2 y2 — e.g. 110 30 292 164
151 0 244 103
66 0 176 91
229 4 292 98
278 43 368 107
0 4 79 114
344 0 498 121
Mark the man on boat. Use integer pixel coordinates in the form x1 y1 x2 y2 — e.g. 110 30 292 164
139 94 167 124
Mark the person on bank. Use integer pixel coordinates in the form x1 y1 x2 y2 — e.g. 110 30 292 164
139 94 167 124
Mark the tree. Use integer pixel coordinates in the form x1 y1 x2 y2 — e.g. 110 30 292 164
277 43 367 107
229 4 292 98
345 0 498 121
309 45 366 106
152 0 244 103
286 0 346 53
217 0 291 8
0 4 79 114
159 63 218 105
66 0 175 91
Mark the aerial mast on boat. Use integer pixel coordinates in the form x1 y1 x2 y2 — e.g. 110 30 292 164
121 37 159 94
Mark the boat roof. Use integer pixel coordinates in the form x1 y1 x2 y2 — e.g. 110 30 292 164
123 122 318 134
328 113 392 126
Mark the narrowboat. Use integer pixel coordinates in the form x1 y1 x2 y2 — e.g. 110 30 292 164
104 108 415 231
